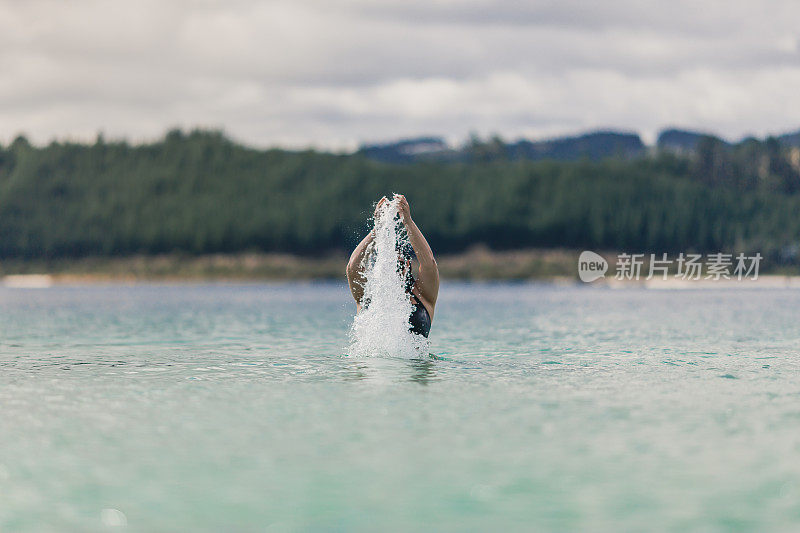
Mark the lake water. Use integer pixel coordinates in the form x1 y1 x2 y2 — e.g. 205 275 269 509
1 282 800 531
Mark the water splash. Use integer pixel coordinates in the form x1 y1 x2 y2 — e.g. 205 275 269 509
348 198 429 358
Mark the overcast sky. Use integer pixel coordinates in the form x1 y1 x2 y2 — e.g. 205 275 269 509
2 0 800 149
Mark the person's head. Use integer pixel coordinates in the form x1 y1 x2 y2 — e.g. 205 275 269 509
400 242 416 262
397 241 415 264
396 242 416 283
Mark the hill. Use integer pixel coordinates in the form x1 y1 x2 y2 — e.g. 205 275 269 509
359 130 646 164
2 128 800 263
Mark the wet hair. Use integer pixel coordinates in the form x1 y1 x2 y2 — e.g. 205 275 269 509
398 242 416 261
395 241 416 292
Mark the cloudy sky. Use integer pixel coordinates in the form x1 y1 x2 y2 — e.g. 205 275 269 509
2 0 800 149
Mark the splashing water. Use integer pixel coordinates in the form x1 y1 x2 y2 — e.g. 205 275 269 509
348 198 430 358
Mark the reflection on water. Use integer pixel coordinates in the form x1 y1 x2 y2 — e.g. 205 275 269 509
409 358 438 385
2 282 800 530
342 357 439 385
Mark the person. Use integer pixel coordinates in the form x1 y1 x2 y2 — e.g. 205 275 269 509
346 194 439 337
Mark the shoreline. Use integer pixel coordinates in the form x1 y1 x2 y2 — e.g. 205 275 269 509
1 248 798 287
0 247 582 284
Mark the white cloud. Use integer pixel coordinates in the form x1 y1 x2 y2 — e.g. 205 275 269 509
0 0 799 149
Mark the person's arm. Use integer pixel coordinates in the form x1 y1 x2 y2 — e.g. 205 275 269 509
346 229 375 307
346 197 388 308
395 194 439 308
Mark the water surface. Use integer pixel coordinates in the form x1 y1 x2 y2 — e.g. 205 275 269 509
1 283 800 531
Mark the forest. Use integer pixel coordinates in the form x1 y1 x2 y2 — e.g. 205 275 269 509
2 129 800 265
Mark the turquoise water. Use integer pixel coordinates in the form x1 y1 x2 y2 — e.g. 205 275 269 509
2 283 800 531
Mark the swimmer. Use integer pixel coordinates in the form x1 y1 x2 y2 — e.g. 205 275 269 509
346 194 439 337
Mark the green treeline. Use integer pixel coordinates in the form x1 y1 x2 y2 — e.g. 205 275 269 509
1 129 800 260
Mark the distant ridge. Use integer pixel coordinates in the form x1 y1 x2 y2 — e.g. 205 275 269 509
657 128 729 153
358 137 455 164
507 130 645 161
779 129 800 148
358 127 800 164
359 130 646 164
